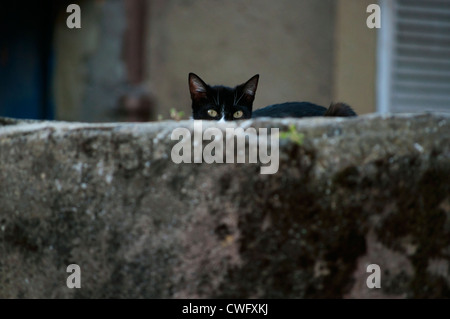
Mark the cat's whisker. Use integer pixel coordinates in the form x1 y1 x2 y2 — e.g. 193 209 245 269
235 92 245 106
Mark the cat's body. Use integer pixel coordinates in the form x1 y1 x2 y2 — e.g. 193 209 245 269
252 101 356 118
189 73 356 121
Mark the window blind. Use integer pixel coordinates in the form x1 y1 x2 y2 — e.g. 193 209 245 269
390 0 450 113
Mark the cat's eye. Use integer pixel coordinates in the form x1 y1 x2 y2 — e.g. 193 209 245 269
233 110 244 119
207 109 218 117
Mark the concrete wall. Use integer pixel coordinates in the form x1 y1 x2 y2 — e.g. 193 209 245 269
1 114 449 298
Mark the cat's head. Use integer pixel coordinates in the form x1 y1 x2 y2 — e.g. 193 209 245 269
189 73 259 121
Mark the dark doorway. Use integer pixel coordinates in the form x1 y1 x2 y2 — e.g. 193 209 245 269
0 2 63 120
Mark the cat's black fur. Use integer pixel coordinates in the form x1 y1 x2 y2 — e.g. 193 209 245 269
189 73 258 121
252 101 356 118
189 73 356 121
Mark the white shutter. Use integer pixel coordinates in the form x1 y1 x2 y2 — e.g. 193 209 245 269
380 0 450 113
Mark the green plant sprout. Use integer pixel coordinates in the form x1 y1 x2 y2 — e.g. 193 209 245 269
170 108 185 121
279 124 304 145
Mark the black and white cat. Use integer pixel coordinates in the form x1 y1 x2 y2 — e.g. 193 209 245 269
188 73 356 121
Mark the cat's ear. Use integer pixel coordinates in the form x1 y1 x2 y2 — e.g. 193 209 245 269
189 73 208 101
241 74 259 103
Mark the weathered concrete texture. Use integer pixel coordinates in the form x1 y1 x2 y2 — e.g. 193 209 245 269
0 114 449 298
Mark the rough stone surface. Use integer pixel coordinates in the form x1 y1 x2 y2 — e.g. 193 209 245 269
0 113 449 298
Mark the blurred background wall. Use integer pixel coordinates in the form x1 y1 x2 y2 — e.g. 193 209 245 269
148 0 341 118
0 0 448 122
